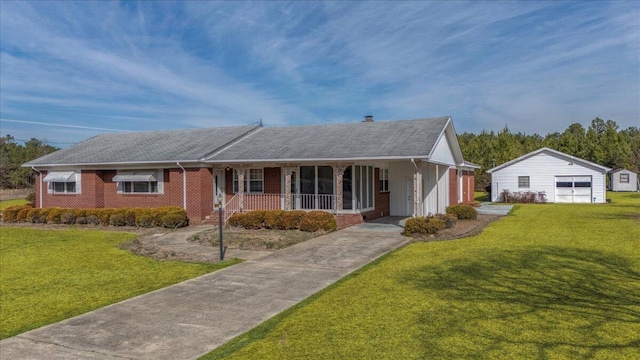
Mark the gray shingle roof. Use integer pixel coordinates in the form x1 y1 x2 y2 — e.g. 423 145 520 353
208 117 451 161
25 125 259 166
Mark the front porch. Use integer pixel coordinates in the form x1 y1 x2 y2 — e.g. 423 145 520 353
209 159 452 223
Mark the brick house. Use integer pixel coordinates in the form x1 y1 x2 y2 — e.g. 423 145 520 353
24 116 478 225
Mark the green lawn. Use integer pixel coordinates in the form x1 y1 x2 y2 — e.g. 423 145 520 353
205 192 640 359
0 198 29 210
474 191 490 202
0 227 240 339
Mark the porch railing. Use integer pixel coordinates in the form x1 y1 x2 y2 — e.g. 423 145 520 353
223 193 338 222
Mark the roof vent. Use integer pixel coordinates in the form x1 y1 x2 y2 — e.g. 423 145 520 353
363 115 374 122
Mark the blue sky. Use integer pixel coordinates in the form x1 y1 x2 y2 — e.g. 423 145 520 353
1 1 638 147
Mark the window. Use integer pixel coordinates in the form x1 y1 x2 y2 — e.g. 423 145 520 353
353 165 374 210
234 168 263 193
620 173 630 183
122 181 158 193
379 168 389 192
114 170 163 194
51 182 76 194
518 176 530 188
44 171 80 194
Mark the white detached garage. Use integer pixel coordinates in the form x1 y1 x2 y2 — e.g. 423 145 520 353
487 147 611 203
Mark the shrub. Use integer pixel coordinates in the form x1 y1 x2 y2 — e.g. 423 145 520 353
446 204 478 220
277 210 306 230
38 208 51 224
16 208 31 222
434 213 457 229
227 213 245 228
26 208 41 223
242 210 267 229
124 209 137 227
263 210 285 229
2 205 31 222
109 213 126 226
26 192 36 207
402 217 429 236
61 211 76 225
136 214 153 228
499 189 547 204
46 208 65 224
96 209 113 225
402 216 446 236
299 211 337 232
75 216 88 225
162 214 189 228
427 218 446 233
86 214 100 225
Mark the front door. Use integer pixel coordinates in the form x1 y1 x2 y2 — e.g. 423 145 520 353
406 178 413 216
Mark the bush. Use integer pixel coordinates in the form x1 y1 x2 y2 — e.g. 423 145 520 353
434 213 457 229
2 205 31 222
277 210 306 230
109 213 126 226
446 204 478 220
402 216 446 236
499 189 547 204
16 208 31 222
26 192 36 207
26 208 41 223
263 210 285 229
227 213 245 228
75 216 88 225
124 209 137 227
61 211 76 225
162 214 189 228
46 208 65 224
86 214 100 225
136 214 153 228
299 211 337 232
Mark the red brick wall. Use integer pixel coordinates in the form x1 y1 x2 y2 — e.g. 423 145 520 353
449 168 459 205
361 167 390 221
39 170 105 209
462 170 475 203
335 213 364 229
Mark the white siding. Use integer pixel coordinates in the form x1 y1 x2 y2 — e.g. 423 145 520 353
389 162 414 216
423 163 449 214
430 136 456 166
610 170 638 192
491 152 607 203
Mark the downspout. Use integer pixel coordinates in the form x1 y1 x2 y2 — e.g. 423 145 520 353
176 162 187 210
31 167 43 208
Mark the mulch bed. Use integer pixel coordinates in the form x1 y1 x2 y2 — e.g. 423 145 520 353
409 214 502 242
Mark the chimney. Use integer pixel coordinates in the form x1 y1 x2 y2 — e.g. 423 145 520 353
363 115 374 122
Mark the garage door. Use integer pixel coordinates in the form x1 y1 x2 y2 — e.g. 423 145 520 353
555 176 592 203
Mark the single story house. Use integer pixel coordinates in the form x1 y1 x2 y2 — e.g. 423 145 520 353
487 147 611 203
24 116 479 225
608 168 639 192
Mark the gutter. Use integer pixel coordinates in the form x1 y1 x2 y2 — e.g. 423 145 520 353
31 167 43 208
176 162 187 210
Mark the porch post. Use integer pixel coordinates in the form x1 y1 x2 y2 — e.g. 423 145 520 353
333 164 348 213
283 167 294 211
236 168 246 212
413 160 423 217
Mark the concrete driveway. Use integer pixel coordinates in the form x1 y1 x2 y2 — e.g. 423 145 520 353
0 224 409 359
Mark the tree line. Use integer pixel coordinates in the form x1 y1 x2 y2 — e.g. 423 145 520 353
458 118 640 189
0 135 58 189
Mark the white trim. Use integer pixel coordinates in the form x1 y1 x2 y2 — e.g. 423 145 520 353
115 169 164 195
488 147 611 173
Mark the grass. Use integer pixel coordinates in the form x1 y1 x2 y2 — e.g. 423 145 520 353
204 191 640 359
0 227 240 339
0 198 29 210
474 191 490 202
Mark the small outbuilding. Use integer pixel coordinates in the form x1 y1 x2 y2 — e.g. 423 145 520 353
487 147 611 203
609 168 639 192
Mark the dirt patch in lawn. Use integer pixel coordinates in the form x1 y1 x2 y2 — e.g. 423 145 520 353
188 228 321 251
410 214 502 242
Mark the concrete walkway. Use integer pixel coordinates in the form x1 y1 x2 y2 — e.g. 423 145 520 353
476 202 514 215
0 224 409 359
